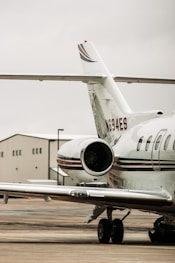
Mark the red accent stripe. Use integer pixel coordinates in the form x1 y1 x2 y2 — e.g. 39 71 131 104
78 44 91 60
57 158 82 168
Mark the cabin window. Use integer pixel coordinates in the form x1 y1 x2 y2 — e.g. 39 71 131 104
145 136 152 151
137 136 144 151
173 140 175 150
164 134 171 150
155 135 162 150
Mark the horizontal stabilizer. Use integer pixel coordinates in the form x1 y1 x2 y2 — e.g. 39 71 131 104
0 74 104 82
0 74 174 84
114 76 175 84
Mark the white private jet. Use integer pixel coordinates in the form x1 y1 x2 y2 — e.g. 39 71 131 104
0 41 175 244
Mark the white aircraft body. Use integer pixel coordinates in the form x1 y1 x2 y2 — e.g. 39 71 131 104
0 41 175 244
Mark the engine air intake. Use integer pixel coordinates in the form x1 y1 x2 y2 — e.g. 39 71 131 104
81 141 114 176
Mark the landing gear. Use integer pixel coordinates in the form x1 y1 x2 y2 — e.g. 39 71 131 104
97 217 124 244
149 216 175 243
97 208 128 244
111 219 124 244
98 219 111 243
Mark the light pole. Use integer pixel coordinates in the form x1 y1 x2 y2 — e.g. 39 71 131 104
57 128 64 185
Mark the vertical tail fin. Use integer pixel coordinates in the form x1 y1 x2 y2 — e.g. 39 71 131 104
78 41 132 145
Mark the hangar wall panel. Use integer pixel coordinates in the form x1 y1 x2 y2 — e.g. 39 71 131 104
0 135 49 183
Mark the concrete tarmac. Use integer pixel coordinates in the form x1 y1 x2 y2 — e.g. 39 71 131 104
0 198 174 263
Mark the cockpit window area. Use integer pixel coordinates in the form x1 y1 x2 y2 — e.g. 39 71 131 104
137 136 144 151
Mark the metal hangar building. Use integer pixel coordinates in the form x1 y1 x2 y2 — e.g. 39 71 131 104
0 133 80 185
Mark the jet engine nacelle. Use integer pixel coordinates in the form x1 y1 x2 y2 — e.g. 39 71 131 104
57 137 114 177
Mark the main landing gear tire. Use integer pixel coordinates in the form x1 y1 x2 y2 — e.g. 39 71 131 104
98 219 111 244
149 217 175 244
98 218 124 244
111 219 124 244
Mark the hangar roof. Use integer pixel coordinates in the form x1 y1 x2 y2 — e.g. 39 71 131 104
0 133 97 142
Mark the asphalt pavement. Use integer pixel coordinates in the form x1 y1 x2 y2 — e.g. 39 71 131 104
0 198 174 263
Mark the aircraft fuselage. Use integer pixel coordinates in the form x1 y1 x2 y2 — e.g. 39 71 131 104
108 114 175 213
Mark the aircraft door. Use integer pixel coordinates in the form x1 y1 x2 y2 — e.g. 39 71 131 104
151 129 167 171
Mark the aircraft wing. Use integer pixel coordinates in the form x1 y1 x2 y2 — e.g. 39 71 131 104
0 183 172 211
0 74 175 84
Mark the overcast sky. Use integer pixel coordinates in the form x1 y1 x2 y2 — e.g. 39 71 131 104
0 0 175 140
